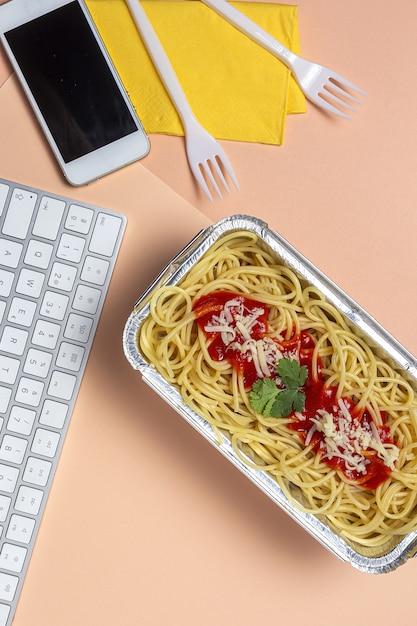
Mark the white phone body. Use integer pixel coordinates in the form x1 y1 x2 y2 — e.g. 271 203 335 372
0 0 150 186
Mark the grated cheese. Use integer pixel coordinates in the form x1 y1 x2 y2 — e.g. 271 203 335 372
309 399 398 475
204 297 282 377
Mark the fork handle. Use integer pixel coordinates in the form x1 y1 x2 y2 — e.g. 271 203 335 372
126 0 198 133
201 0 298 68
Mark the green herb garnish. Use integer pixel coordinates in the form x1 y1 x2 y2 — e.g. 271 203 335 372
249 358 307 418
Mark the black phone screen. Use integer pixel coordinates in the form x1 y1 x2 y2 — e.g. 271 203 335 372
5 1 138 163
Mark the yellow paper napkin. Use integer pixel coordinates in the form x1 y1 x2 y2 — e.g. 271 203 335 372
86 0 306 145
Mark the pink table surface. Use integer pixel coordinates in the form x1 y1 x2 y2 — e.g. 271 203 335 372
1 1 417 625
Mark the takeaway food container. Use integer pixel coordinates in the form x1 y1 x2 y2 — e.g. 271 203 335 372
123 215 417 573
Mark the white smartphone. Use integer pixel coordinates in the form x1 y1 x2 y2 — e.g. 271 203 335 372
0 0 150 186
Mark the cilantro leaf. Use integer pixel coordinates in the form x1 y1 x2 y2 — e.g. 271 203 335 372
249 378 280 418
277 358 308 388
249 358 307 419
270 388 306 418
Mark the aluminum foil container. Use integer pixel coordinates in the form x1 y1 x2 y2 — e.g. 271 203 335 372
123 214 417 574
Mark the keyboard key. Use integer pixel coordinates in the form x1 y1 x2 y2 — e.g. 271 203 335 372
40 291 69 321
64 313 93 344
0 388 12 415
32 195 65 240
15 486 43 515
0 435 27 465
39 399 68 429
32 319 61 350
23 348 52 379
0 603 10 626
80 255 109 286
0 184 9 217
15 377 44 407
0 239 22 269
72 284 101 315
0 543 27 573
48 261 77 292
0 572 18 601
7 406 36 436
47 371 76 401
57 233 85 263
65 204 94 234
0 465 19 494
89 213 122 256
31 428 60 459
24 239 53 270
56 342 85 372
2 188 37 240
6 515 36 545
0 356 20 385
16 267 45 298
0 271 14 297
7 297 36 328
0 498 11 524
22 458 52 488
0 326 28 356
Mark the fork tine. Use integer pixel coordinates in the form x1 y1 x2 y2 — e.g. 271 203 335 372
211 158 231 195
212 153 241 195
329 73 368 98
315 95 352 120
190 163 215 202
322 88 358 113
218 152 240 192
201 162 223 200
191 154 240 202
197 149 239 201
327 80 364 105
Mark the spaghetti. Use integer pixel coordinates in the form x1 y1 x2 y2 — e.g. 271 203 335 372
138 231 417 551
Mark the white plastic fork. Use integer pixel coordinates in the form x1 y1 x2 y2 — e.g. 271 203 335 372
126 0 239 202
201 0 367 120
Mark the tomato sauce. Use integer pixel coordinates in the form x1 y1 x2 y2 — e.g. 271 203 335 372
193 291 271 387
193 292 397 489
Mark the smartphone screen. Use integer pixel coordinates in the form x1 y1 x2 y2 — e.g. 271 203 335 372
4 2 139 164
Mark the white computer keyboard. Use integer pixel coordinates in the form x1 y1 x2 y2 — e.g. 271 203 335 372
0 177 126 626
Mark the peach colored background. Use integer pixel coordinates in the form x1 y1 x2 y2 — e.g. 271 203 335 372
2 1 417 625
